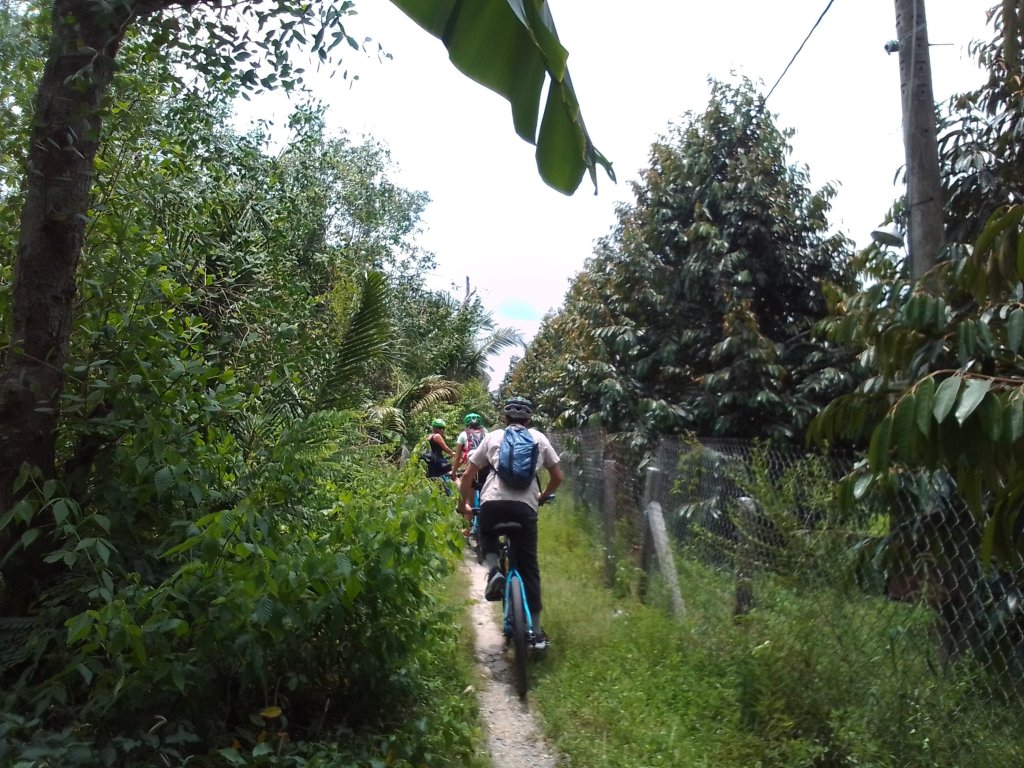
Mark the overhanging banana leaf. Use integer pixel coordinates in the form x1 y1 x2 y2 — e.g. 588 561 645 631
388 0 614 194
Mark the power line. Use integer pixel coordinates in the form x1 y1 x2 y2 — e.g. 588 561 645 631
765 0 838 102
688 0 840 212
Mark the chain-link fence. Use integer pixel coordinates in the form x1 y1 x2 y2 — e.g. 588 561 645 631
552 429 1024 767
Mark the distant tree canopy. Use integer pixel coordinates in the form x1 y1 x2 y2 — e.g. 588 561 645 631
507 78 858 446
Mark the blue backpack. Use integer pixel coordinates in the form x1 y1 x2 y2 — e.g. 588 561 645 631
496 425 540 489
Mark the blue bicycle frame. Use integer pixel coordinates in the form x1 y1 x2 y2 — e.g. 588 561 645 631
503 567 535 637
470 487 481 533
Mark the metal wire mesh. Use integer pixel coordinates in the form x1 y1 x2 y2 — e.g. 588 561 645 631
552 430 1024 767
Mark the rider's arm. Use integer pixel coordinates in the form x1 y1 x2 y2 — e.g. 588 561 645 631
452 435 467 473
540 463 563 503
431 433 456 456
459 462 479 513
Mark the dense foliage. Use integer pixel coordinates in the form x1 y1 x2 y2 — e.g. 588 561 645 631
506 79 859 446
0 6 512 763
811 2 1024 583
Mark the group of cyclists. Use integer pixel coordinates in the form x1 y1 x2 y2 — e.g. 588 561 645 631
422 397 563 648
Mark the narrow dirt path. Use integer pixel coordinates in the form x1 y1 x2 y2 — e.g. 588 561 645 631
462 552 559 768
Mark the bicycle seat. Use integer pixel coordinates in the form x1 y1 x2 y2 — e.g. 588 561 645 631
490 521 523 535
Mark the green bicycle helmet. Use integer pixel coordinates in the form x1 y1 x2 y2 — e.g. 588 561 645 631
463 412 482 427
431 418 446 429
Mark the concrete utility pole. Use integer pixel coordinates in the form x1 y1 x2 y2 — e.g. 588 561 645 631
893 0 945 281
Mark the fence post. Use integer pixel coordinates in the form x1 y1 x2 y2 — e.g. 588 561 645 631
734 496 756 617
644 499 686 618
640 465 663 597
602 458 617 587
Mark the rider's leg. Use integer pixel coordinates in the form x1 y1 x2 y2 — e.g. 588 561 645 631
478 502 500 567
508 506 541 616
479 500 531 600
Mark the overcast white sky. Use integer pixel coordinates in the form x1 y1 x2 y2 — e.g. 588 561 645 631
242 0 993 388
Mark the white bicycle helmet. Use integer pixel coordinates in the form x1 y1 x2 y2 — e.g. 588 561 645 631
502 397 534 419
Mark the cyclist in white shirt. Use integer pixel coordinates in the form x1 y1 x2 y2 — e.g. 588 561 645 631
459 397 562 647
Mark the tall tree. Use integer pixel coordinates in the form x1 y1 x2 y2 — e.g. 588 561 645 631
513 78 857 443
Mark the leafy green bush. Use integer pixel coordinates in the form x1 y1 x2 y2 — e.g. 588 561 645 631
1 441 478 766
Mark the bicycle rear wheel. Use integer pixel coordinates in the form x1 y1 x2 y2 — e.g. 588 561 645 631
508 576 529 698
470 510 483 564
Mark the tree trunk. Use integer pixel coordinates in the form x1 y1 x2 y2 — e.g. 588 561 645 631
0 0 131 611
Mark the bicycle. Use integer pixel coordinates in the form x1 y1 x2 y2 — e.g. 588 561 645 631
463 486 483 564
438 472 454 497
491 494 554 699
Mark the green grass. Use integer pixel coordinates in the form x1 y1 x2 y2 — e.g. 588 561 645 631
529 497 1024 768
531 499 760 767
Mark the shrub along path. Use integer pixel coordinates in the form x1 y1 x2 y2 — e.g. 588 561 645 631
462 552 558 768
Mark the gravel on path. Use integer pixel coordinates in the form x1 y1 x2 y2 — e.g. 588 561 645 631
462 552 559 768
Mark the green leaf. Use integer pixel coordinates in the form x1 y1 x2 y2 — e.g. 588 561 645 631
1009 308 1024 352
12 464 32 494
958 469 984 518
933 375 962 423
914 376 935 436
852 473 873 500
94 539 111 565
954 378 991 425
892 393 917 460
217 748 246 766
1006 395 1024 441
344 573 363 603
316 271 393 410
234 542 254 559
868 418 892 474
11 499 34 525
154 466 174 496
66 613 93 644
52 498 73 526
252 596 273 625
388 0 613 194
978 393 1004 442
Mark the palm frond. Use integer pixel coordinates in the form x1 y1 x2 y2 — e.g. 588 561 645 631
316 271 393 410
406 379 462 418
393 375 461 413
363 403 407 437
475 326 525 358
